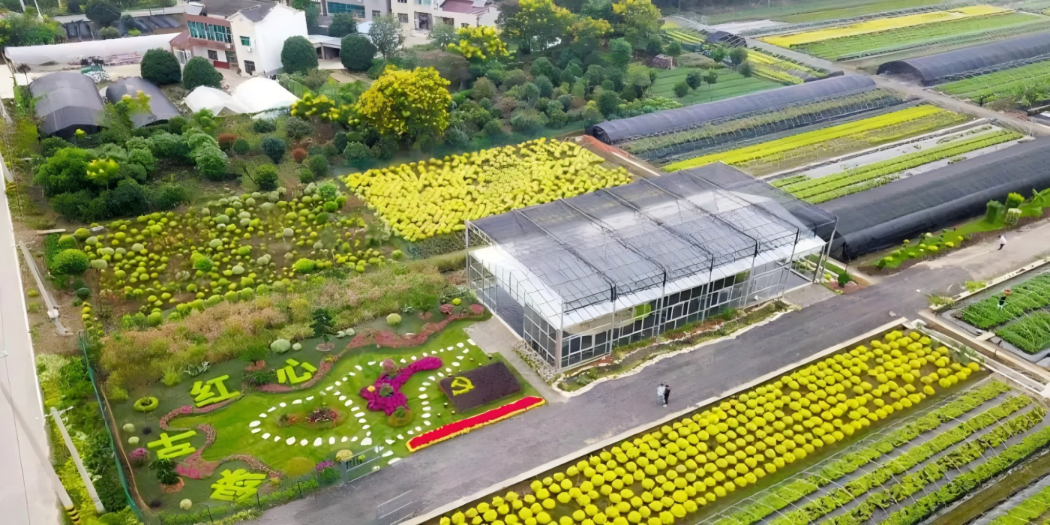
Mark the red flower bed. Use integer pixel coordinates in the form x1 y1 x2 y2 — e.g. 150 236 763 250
406 396 545 452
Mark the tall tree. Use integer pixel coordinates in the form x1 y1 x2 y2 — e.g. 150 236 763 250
85 0 120 26
353 66 451 142
0 13 63 47
447 26 509 62
341 34 377 72
369 14 404 59
182 56 223 91
327 13 357 38
570 16 612 46
429 23 458 48
609 37 633 69
281 35 318 74
504 0 574 53
612 0 661 50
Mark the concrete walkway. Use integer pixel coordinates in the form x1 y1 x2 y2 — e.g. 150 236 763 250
0 150 60 525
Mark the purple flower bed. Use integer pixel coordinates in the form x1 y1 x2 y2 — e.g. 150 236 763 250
359 356 442 415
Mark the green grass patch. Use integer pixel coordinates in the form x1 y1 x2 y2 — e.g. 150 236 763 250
651 67 783 106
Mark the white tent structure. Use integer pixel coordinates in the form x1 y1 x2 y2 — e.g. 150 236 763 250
184 86 247 115
6 34 177 66
231 77 298 114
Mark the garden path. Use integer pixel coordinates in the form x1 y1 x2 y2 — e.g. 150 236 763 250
0 150 60 525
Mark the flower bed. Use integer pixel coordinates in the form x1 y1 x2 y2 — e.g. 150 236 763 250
439 362 522 412
360 357 443 415
407 396 545 452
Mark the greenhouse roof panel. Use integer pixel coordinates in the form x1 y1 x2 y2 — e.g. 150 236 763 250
877 32 1050 84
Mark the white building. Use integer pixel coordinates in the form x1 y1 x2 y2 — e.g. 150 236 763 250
318 0 388 23
391 0 498 34
171 0 308 77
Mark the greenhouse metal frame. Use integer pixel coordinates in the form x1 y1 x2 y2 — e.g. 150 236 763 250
877 32 1050 85
466 165 837 371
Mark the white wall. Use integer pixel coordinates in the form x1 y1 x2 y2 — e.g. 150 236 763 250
229 4 308 76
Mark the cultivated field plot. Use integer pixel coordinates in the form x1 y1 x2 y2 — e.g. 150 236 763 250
690 0 950 25
937 59 1050 107
772 123 1026 204
423 327 1050 525
664 105 969 176
662 27 828 85
651 68 783 107
621 88 906 164
759 5 1048 63
951 270 1050 361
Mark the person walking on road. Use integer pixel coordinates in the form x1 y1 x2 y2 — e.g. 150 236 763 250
657 384 666 407
999 234 1007 251
663 385 671 407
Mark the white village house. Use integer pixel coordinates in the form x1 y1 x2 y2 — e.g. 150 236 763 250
171 0 308 77
390 0 498 33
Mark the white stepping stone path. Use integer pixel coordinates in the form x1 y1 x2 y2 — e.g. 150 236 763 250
397 434 404 440
352 437 358 442
408 430 414 435
355 365 362 371
262 433 270 439
363 425 370 430
368 361 376 365
422 382 431 386
344 400 353 407
428 376 435 381
415 427 422 432
268 407 277 412
251 428 261 434
402 358 408 363
354 412 365 418
419 387 426 391
366 431 371 436
292 399 302 404
325 386 334 391
425 421 431 426
335 381 342 386
445 368 452 373
361 438 372 446
382 450 394 458
259 413 267 418
422 352 428 356
300 439 308 446
313 438 323 446
423 406 431 412
279 402 287 407
468 339 475 345
358 418 366 423
339 396 347 401
306 396 314 401
385 439 394 445
452 362 460 366
389 458 400 465
341 437 348 443
422 413 430 418
286 437 296 445
446 347 453 351
457 343 464 348
329 437 336 445
419 394 428 399
274 436 281 442
249 421 261 428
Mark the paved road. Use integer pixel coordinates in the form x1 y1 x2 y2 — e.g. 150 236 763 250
259 261 975 524
0 167 60 523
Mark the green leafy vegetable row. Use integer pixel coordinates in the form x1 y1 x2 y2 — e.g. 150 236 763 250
997 311 1050 354
988 480 1050 525
881 416 1050 525
824 404 1046 525
714 380 1013 525
771 394 1034 525
961 273 1050 329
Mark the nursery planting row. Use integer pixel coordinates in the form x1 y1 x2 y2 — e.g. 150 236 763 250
343 139 631 242
960 274 1050 329
428 329 987 525
761 5 1009 48
664 28 706 48
746 50 827 85
664 105 966 174
773 128 1022 204
988 482 1050 524
623 89 904 162
792 12 1043 61
936 59 1050 105
997 312 1050 355
694 0 945 25
715 380 1014 525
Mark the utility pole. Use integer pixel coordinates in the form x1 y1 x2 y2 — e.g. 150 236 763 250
0 354 79 522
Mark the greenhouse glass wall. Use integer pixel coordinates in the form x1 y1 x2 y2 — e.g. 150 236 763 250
466 164 837 371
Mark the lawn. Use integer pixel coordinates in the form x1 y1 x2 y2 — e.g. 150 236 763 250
421 328 1016 525
111 318 543 514
651 67 783 106
665 105 968 175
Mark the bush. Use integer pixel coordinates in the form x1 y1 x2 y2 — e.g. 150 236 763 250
254 165 279 191
285 117 313 140
217 133 238 151
293 258 317 273
386 313 401 326
510 112 546 133
482 120 504 137
328 12 357 38
547 107 567 128
86 0 120 26
686 71 702 90
597 91 621 117
253 119 277 133
502 69 528 90
281 36 319 75
582 103 604 126
308 155 328 179
341 34 377 72
1006 192 1025 208
291 147 308 163
673 80 689 98
738 61 753 78
232 138 250 155
182 57 223 91
140 49 181 85
472 77 497 100
344 142 372 167
261 137 286 163
52 249 90 275
986 200 1005 223
332 132 348 153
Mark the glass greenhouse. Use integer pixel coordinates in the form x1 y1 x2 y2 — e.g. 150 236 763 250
466 164 837 371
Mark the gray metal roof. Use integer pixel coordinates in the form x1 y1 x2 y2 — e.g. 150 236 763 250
202 0 276 21
877 32 1050 85
587 75 876 145
105 77 182 127
29 72 105 138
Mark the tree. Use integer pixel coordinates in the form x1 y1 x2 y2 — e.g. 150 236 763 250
0 13 63 47
504 0 574 52
85 0 120 26
34 148 92 197
53 249 90 275
281 36 318 75
182 57 222 91
645 35 662 57
254 164 279 190
728 46 748 66
471 77 497 100
569 16 611 45
530 57 557 81
327 13 357 38
430 22 459 48
448 26 509 62
261 137 286 164
624 64 652 98
673 80 689 98
613 0 661 50
709 46 727 64
738 61 753 78
597 90 620 116
291 0 319 31
308 154 328 180
685 71 702 90
369 14 404 59
341 34 376 72
609 38 633 69
140 49 181 84
353 66 451 142
665 40 682 60
704 70 718 87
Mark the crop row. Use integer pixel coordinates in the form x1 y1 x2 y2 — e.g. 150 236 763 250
623 89 902 159
714 380 1013 525
761 6 1010 47
879 421 1050 525
960 274 1050 329
989 481 1050 525
665 28 706 45
998 311 1050 354
826 404 1046 525
795 13 1041 60
937 59 1050 103
782 129 1022 203
665 105 956 171
771 394 1036 525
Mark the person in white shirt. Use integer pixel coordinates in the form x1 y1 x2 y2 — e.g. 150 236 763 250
657 384 666 407
999 234 1007 251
